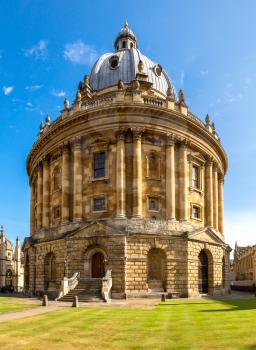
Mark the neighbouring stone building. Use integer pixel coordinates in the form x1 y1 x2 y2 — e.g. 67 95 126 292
233 243 256 282
0 225 24 291
23 22 231 300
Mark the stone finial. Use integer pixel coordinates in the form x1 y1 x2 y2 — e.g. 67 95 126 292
76 90 82 102
124 20 128 28
167 86 175 100
178 89 186 105
205 114 211 126
84 75 90 86
211 122 216 134
45 114 51 125
118 80 124 90
132 79 140 91
138 60 144 73
39 122 45 131
64 98 69 110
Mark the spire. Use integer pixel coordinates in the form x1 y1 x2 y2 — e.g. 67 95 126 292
124 20 128 28
0 225 5 242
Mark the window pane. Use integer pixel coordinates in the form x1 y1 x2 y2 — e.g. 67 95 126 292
149 197 159 211
192 206 200 219
192 166 199 188
93 152 105 178
93 196 106 211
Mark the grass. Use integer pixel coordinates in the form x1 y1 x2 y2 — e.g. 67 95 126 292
0 298 256 349
0 296 38 314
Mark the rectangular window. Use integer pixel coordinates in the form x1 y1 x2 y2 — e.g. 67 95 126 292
93 196 106 212
93 152 106 178
148 197 159 211
191 165 200 189
192 205 201 219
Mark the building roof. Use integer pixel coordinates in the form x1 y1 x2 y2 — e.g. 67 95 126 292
89 23 176 97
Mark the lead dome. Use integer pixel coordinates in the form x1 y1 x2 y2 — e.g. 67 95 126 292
89 21 176 97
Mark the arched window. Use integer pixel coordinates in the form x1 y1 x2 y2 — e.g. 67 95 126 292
198 250 208 293
122 41 126 48
44 253 57 289
5 269 13 290
25 254 30 290
53 167 61 191
147 248 166 291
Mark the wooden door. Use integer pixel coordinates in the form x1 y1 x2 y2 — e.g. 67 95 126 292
92 252 105 278
198 251 208 293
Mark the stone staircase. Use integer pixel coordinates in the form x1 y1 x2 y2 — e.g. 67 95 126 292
58 278 104 302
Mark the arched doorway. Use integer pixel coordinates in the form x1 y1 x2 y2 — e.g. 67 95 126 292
147 248 166 291
44 253 56 289
91 252 105 278
198 250 208 293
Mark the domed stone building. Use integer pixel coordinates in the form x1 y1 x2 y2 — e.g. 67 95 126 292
23 22 231 300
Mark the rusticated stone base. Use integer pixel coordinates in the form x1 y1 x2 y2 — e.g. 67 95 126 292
23 219 230 299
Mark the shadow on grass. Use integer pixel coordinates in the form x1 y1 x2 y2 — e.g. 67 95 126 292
199 299 256 312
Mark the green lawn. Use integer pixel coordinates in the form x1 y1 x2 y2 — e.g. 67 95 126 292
0 296 38 314
0 298 256 349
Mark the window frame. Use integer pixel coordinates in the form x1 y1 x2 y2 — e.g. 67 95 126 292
191 203 202 221
148 196 160 212
93 151 106 179
92 195 107 213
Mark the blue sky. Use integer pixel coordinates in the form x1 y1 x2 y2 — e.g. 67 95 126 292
0 1 255 249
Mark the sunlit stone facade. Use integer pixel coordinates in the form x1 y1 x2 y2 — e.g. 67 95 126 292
23 23 231 299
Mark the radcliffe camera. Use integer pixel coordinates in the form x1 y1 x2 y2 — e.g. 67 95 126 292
0 2 255 349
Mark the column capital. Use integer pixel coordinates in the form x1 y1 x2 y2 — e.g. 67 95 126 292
131 127 145 140
60 141 70 153
178 137 190 148
166 133 177 146
71 136 82 150
42 155 51 166
205 155 214 166
116 129 126 141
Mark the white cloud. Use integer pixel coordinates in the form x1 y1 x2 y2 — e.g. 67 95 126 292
51 89 66 97
225 210 256 253
225 93 243 103
23 40 48 59
25 84 43 92
26 102 33 107
2 86 14 95
63 40 98 65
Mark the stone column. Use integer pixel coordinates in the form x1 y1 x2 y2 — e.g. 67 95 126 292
213 164 219 230
36 163 43 230
132 128 143 217
61 142 70 223
30 181 35 235
179 140 188 221
42 156 50 229
116 130 126 218
205 158 213 227
218 174 224 234
166 135 176 220
72 136 82 222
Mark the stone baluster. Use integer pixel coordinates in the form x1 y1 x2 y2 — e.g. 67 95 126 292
72 137 82 222
205 158 213 227
61 142 70 223
36 163 43 230
218 174 224 234
42 156 50 229
213 163 219 230
166 135 176 220
116 130 126 218
179 140 188 221
132 128 143 217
